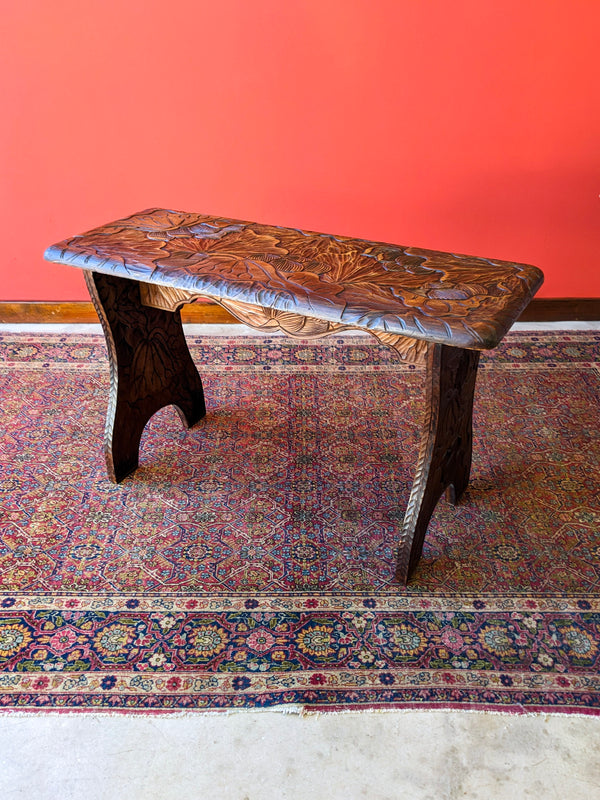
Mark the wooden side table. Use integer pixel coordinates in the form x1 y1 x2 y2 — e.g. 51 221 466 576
45 209 543 582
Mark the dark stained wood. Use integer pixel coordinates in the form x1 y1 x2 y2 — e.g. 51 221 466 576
44 208 544 349
517 298 600 322
42 208 548 584
396 343 480 583
85 271 206 482
140 287 429 363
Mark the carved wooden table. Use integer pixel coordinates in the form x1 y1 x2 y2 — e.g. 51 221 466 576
45 209 543 583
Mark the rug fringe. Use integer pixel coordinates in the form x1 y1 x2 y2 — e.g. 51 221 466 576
0 705 597 719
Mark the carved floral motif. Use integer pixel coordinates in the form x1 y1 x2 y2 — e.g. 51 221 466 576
45 208 544 350
139 284 428 363
43 209 545 582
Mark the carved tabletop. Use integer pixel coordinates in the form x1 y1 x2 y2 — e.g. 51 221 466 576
45 209 544 584
45 208 543 352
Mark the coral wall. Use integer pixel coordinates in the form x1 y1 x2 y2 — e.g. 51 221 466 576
2 0 599 299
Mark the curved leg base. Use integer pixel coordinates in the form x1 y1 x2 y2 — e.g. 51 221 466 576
85 271 206 483
395 344 480 584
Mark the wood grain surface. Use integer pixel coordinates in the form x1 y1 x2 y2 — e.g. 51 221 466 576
85 271 206 482
44 208 544 348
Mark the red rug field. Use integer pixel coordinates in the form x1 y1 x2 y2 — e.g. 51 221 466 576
0 330 598 713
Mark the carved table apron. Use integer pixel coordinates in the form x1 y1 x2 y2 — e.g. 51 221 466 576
45 209 544 583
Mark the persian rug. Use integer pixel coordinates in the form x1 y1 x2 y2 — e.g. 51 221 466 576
0 330 598 714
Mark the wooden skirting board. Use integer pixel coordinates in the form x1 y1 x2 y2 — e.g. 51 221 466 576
0 300 234 324
0 298 599 324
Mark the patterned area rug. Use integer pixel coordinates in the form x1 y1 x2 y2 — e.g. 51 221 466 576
0 330 599 714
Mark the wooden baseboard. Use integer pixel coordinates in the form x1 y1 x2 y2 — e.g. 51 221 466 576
0 298 598 324
0 300 236 324
516 298 600 322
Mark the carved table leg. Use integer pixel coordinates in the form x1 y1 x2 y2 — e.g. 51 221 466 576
396 343 480 584
85 271 206 482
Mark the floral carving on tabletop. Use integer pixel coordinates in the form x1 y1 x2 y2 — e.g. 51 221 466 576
156 228 286 271
47 208 544 348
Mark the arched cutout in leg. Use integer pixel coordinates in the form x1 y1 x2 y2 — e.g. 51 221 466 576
85 271 206 482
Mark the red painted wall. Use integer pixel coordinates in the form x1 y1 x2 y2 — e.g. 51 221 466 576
2 0 599 300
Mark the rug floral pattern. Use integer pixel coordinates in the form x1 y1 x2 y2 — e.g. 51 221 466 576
0 331 598 712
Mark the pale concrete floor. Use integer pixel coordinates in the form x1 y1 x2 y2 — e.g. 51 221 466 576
1 711 599 800
1 321 599 800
